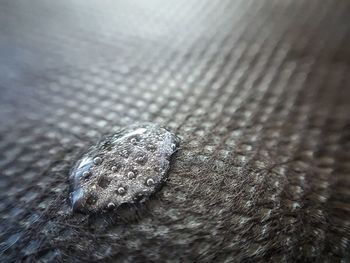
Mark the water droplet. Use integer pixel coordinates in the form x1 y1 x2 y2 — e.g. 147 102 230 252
68 123 180 213
146 178 155 186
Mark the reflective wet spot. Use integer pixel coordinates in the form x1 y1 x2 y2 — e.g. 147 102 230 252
1 233 22 252
69 123 180 213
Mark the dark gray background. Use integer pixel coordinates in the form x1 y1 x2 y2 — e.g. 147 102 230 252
0 0 349 262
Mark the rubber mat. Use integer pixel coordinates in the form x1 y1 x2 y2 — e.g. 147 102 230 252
0 0 349 262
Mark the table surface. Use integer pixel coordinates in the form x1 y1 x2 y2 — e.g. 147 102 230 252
0 1 349 262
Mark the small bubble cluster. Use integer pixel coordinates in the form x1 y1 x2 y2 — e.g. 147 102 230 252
69 123 180 213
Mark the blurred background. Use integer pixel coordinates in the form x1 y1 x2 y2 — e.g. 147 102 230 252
0 0 349 262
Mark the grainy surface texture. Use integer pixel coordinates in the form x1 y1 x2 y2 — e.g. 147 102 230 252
0 0 350 262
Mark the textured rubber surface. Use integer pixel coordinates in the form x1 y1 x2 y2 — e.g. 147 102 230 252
0 0 350 262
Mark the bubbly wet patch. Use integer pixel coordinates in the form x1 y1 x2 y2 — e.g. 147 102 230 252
69 123 180 213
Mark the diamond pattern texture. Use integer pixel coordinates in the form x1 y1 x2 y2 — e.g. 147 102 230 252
0 0 349 262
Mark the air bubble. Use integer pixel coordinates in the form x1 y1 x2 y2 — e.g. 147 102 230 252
154 166 163 173
107 202 115 209
93 157 102 165
135 154 148 165
121 149 129 158
128 171 135 179
146 178 155 186
130 138 137 144
111 166 119 172
69 123 180 213
82 171 91 179
146 144 156 152
117 187 126 195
